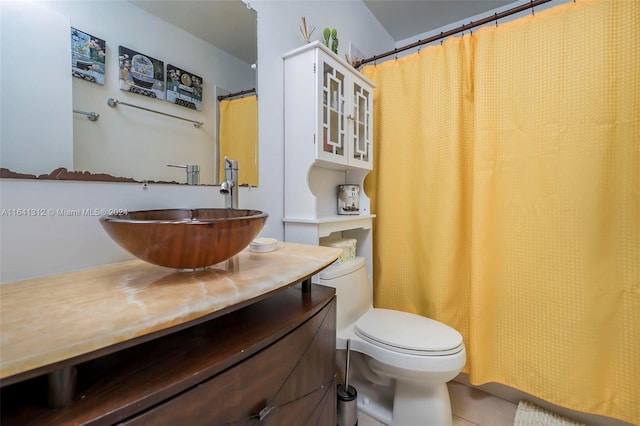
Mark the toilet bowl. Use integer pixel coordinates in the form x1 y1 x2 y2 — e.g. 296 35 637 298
318 257 466 426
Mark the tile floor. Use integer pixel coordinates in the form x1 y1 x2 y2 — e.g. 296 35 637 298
357 381 517 426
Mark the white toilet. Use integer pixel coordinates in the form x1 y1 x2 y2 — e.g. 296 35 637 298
318 257 466 426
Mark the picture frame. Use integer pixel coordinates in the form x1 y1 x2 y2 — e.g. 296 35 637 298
71 28 106 85
118 46 165 99
166 64 203 110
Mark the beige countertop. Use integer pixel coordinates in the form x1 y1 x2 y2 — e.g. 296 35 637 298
0 242 341 382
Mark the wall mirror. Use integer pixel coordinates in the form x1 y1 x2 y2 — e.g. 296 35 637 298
0 0 257 186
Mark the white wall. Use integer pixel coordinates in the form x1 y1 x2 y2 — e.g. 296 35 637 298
0 179 223 283
0 1 73 175
0 0 393 284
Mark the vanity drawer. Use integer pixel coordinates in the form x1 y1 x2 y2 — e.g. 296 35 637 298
122 298 336 425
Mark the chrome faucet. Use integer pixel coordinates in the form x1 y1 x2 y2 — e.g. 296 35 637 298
220 157 238 209
167 163 200 185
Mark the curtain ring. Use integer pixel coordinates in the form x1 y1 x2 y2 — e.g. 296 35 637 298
440 32 444 45
469 21 474 36
495 13 498 27
530 0 535 16
394 48 398 60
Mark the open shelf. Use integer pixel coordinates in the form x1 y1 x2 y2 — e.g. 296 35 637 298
283 214 375 238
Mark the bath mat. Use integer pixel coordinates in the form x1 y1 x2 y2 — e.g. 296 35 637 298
513 401 585 426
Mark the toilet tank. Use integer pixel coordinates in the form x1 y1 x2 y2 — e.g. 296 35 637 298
318 257 371 330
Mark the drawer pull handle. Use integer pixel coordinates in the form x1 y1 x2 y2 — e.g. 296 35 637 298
258 405 276 423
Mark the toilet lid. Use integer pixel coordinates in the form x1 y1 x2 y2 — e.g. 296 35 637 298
354 309 464 356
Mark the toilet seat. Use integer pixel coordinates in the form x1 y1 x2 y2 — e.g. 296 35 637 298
354 309 464 356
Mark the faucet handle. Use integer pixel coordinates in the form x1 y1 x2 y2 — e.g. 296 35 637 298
167 163 200 172
221 158 239 209
223 157 238 170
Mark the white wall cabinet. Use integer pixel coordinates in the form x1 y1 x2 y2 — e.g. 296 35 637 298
285 41 373 172
283 41 375 277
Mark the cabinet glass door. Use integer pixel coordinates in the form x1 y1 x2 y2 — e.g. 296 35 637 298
350 81 372 169
318 56 347 164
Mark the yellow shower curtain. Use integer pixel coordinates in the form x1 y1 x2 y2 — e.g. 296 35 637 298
362 0 639 423
219 95 258 186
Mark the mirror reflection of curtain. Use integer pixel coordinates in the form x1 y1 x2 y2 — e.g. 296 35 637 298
363 0 639 424
219 95 258 186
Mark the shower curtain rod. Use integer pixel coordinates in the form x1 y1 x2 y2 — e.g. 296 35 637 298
217 88 256 101
355 0 553 68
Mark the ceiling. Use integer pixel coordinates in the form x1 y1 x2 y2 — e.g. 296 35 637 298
128 0 257 64
129 0 517 65
363 0 515 42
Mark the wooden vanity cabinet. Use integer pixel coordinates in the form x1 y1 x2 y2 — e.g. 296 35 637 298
0 283 337 426
124 288 336 425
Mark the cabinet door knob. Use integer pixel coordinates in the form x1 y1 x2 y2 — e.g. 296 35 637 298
347 114 355 121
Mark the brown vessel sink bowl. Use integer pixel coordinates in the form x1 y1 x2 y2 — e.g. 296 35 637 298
100 209 268 269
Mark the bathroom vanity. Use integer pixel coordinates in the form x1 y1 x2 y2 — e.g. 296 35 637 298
0 242 340 425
